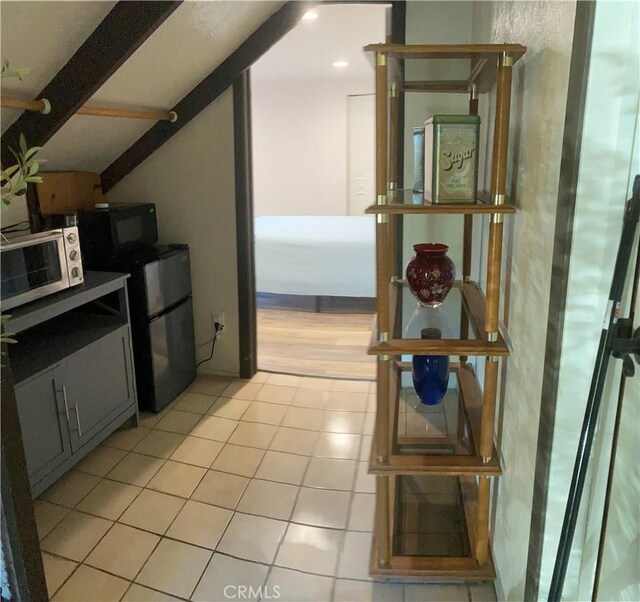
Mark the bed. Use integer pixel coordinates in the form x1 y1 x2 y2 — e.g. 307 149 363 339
255 216 376 311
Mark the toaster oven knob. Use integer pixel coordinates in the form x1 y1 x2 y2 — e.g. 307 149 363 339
69 250 79 261
71 267 81 278
67 232 78 244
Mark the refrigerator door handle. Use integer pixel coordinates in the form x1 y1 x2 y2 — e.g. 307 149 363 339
147 294 192 322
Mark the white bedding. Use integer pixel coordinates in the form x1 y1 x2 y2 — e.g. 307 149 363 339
255 216 375 297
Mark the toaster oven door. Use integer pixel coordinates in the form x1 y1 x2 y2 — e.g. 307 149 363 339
0 231 70 310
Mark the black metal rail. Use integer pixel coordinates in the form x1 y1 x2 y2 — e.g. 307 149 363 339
548 175 640 601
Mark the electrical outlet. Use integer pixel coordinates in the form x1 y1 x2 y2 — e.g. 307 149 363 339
211 311 225 338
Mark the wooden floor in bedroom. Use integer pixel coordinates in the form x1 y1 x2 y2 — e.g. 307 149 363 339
257 308 376 380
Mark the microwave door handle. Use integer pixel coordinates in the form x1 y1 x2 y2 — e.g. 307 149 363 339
56 235 71 289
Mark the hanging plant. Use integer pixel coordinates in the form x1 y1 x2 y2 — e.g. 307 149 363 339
1 60 45 360
1 60 44 209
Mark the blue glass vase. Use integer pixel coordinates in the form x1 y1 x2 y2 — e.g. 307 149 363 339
412 328 450 406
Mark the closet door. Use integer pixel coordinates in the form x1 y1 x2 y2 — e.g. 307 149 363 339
347 94 375 216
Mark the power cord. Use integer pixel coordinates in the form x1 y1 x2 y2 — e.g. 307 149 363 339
1 220 31 234
197 321 224 368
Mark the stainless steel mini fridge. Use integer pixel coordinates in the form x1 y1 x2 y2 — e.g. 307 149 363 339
123 244 196 412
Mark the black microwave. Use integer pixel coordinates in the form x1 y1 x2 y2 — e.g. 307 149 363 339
78 202 158 268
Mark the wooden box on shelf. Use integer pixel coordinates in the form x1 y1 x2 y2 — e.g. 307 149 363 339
366 43 525 581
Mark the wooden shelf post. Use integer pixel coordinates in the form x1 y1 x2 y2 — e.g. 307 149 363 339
375 357 391 463
460 84 479 362
480 357 499 461
463 83 479 283
375 475 392 568
476 476 492 565
484 52 513 340
375 52 390 340
388 81 400 281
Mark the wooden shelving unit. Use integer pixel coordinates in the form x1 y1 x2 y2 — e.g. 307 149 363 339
366 43 525 581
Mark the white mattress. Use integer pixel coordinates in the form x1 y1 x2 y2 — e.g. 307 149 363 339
255 216 376 297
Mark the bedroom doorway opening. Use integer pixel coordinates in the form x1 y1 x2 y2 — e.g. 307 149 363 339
248 3 388 379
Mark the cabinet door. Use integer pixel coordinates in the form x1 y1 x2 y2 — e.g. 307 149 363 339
64 328 135 451
14 367 71 487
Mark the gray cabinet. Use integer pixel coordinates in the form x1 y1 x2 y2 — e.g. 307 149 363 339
6 272 138 497
64 328 134 451
14 367 71 488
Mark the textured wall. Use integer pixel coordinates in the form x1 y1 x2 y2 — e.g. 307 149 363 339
471 2 577 600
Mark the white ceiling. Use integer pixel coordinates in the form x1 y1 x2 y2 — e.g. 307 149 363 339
1 0 282 172
89 0 282 108
252 3 388 82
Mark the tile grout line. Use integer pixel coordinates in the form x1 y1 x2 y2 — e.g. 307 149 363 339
183 410 264 601
67 451 172 595
42 443 171 596
175 411 262 600
260 429 318 594
124 490 190 600
41 376 481 601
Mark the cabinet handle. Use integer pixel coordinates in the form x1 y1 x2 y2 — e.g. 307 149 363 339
73 405 83 437
61 385 70 421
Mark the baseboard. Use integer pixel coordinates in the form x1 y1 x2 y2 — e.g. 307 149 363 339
257 292 375 313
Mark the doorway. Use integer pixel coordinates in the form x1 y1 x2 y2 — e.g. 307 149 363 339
244 3 390 380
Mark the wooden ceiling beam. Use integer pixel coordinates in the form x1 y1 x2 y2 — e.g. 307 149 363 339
101 1 313 193
1 1 182 167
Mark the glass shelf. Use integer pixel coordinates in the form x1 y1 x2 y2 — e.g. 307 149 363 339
393 475 470 558
364 43 527 62
364 43 526 95
368 281 509 357
402 285 472 341
369 363 501 476
364 189 516 215
396 383 472 456
370 473 496 579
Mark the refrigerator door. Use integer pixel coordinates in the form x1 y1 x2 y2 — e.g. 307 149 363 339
149 296 196 411
144 247 192 317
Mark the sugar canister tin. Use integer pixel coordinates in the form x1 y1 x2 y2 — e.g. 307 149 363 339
423 115 480 204
413 126 425 194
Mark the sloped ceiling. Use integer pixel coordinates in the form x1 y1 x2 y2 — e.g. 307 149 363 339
1 0 282 172
253 3 388 82
0 1 116 132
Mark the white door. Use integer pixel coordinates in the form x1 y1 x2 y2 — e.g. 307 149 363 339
347 94 375 216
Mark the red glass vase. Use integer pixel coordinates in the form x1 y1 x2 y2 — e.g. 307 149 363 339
405 243 455 308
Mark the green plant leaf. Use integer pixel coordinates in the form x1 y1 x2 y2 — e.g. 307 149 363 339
19 133 27 154
23 147 41 161
12 182 27 195
8 146 24 169
2 165 20 177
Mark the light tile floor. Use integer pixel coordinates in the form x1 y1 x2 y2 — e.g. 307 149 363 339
36 372 498 602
